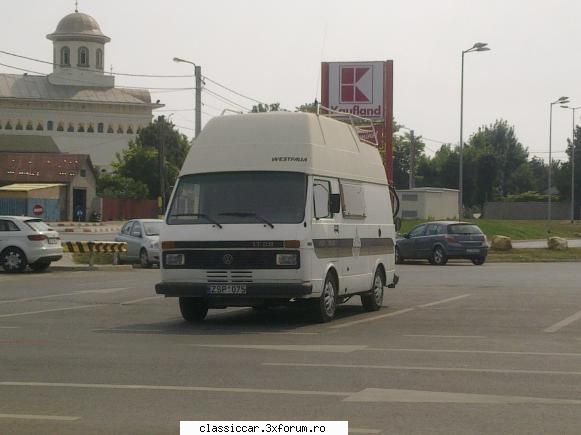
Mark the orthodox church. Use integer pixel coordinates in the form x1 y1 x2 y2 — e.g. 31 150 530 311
0 7 162 169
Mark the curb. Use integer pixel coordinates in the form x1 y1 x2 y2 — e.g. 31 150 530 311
50 265 134 272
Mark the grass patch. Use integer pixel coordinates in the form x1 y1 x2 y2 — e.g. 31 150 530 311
400 219 581 241
72 253 114 265
487 248 581 263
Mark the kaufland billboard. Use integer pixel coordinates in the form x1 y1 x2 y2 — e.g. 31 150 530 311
322 61 389 119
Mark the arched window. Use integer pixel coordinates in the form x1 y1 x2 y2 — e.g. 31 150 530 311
57 122 64 132
78 47 89 67
36 122 43 131
5 121 12 130
77 123 85 133
117 125 124 134
16 121 23 130
97 122 104 133
107 125 114 133
67 123 75 132
126 126 134 134
87 124 94 133
47 121 54 131
96 48 103 69
61 47 70 66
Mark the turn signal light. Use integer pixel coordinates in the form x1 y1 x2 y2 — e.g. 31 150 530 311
284 240 300 249
161 241 176 250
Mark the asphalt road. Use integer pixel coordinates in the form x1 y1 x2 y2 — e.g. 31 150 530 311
1 262 581 434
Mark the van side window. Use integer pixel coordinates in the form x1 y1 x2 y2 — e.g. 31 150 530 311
313 180 331 219
340 181 366 218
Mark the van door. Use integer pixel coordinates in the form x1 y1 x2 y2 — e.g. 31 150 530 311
311 178 345 293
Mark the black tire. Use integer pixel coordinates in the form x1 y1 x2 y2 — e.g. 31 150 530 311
179 297 209 322
139 249 152 269
312 273 338 323
431 246 448 266
361 268 385 312
395 246 404 264
30 261 51 272
472 256 486 266
1 247 27 273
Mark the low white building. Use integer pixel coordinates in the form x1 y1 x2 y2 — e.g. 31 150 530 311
397 187 459 220
0 9 162 169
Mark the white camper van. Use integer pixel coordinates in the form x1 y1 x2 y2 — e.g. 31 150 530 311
155 112 398 323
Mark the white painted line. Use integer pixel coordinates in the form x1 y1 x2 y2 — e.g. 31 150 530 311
344 388 581 404
544 308 581 333
93 329 164 333
329 308 415 329
0 382 350 397
0 413 80 421
402 334 486 338
189 344 367 353
264 362 581 376
120 295 163 305
416 294 471 308
0 326 20 329
0 305 96 319
365 348 581 357
257 332 320 336
0 288 128 305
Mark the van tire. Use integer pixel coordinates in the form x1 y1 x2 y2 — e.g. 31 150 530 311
179 297 208 322
361 268 385 312
312 273 338 323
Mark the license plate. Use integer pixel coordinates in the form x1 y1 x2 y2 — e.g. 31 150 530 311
466 248 480 254
48 238 59 244
208 284 247 295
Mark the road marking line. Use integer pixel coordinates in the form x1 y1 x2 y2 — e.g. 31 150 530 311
0 326 20 329
0 305 96 319
329 308 415 329
0 288 128 305
0 413 80 421
402 334 486 338
264 362 581 376
189 344 367 353
344 388 581 404
364 348 581 357
544 308 581 333
256 332 320 336
93 328 165 333
120 296 163 305
416 294 471 308
0 382 350 397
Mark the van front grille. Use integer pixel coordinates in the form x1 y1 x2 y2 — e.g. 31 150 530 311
206 271 253 283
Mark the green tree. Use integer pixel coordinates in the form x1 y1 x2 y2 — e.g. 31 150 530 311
251 103 280 113
96 173 149 199
392 126 426 189
295 101 318 113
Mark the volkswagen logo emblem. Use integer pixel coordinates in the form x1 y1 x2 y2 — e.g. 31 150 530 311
222 254 234 265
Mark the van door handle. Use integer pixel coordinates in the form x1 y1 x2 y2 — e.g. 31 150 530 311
378 228 382 237
334 225 339 233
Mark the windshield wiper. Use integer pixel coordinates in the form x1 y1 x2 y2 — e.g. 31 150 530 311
219 212 275 229
171 213 223 228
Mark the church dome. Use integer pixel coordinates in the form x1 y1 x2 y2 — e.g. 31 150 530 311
47 12 110 43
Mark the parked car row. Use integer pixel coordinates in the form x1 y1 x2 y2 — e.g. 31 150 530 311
396 221 488 266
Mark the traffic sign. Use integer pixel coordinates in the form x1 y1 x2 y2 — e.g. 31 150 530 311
32 204 44 216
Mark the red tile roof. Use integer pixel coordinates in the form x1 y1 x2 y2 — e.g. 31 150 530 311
0 152 95 183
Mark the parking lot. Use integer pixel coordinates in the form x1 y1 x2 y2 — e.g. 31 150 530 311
1 262 581 434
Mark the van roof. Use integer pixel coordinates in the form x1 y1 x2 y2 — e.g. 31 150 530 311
180 112 388 185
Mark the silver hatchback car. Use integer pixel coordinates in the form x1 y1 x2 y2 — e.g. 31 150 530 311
114 219 162 268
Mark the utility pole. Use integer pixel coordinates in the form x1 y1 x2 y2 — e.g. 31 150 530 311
409 129 416 189
195 65 202 139
158 117 166 215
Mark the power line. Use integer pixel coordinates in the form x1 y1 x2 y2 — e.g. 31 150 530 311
202 75 266 105
204 88 251 112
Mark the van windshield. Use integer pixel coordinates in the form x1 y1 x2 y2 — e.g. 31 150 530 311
167 172 307 225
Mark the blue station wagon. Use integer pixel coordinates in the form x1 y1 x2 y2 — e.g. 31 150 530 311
396 221 488 266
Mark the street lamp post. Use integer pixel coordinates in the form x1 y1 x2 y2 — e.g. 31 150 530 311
548 96 569 227
562 105 580 223
459 42 490 220
173 57 202 138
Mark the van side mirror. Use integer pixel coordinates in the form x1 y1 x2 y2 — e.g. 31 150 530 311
330 194 341 214
394 217 402 232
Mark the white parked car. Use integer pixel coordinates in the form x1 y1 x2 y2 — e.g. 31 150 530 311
114 219 162 268
0 216 63 273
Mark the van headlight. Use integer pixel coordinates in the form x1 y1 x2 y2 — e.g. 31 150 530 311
276 253 298 266
165 253 185 266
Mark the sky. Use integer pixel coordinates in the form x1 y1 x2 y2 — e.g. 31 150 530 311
2 0 581 161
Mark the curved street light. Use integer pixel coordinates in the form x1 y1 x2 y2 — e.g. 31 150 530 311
548 96 570 227
173 57 202 138
459 42 490 219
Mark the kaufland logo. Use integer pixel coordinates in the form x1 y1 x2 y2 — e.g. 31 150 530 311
340 66 373 103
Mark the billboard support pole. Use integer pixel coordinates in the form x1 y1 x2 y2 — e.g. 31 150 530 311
384 60 394 185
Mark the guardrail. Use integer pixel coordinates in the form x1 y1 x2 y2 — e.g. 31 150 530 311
62 241 128 267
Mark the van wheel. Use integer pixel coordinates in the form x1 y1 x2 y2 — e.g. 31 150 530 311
472 256 486 265
361 268 385 312
1 247 27 273
432 246 448 266
312 273 338 323
179 297 208 322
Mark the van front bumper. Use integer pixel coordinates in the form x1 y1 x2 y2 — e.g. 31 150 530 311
155 282 312 299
